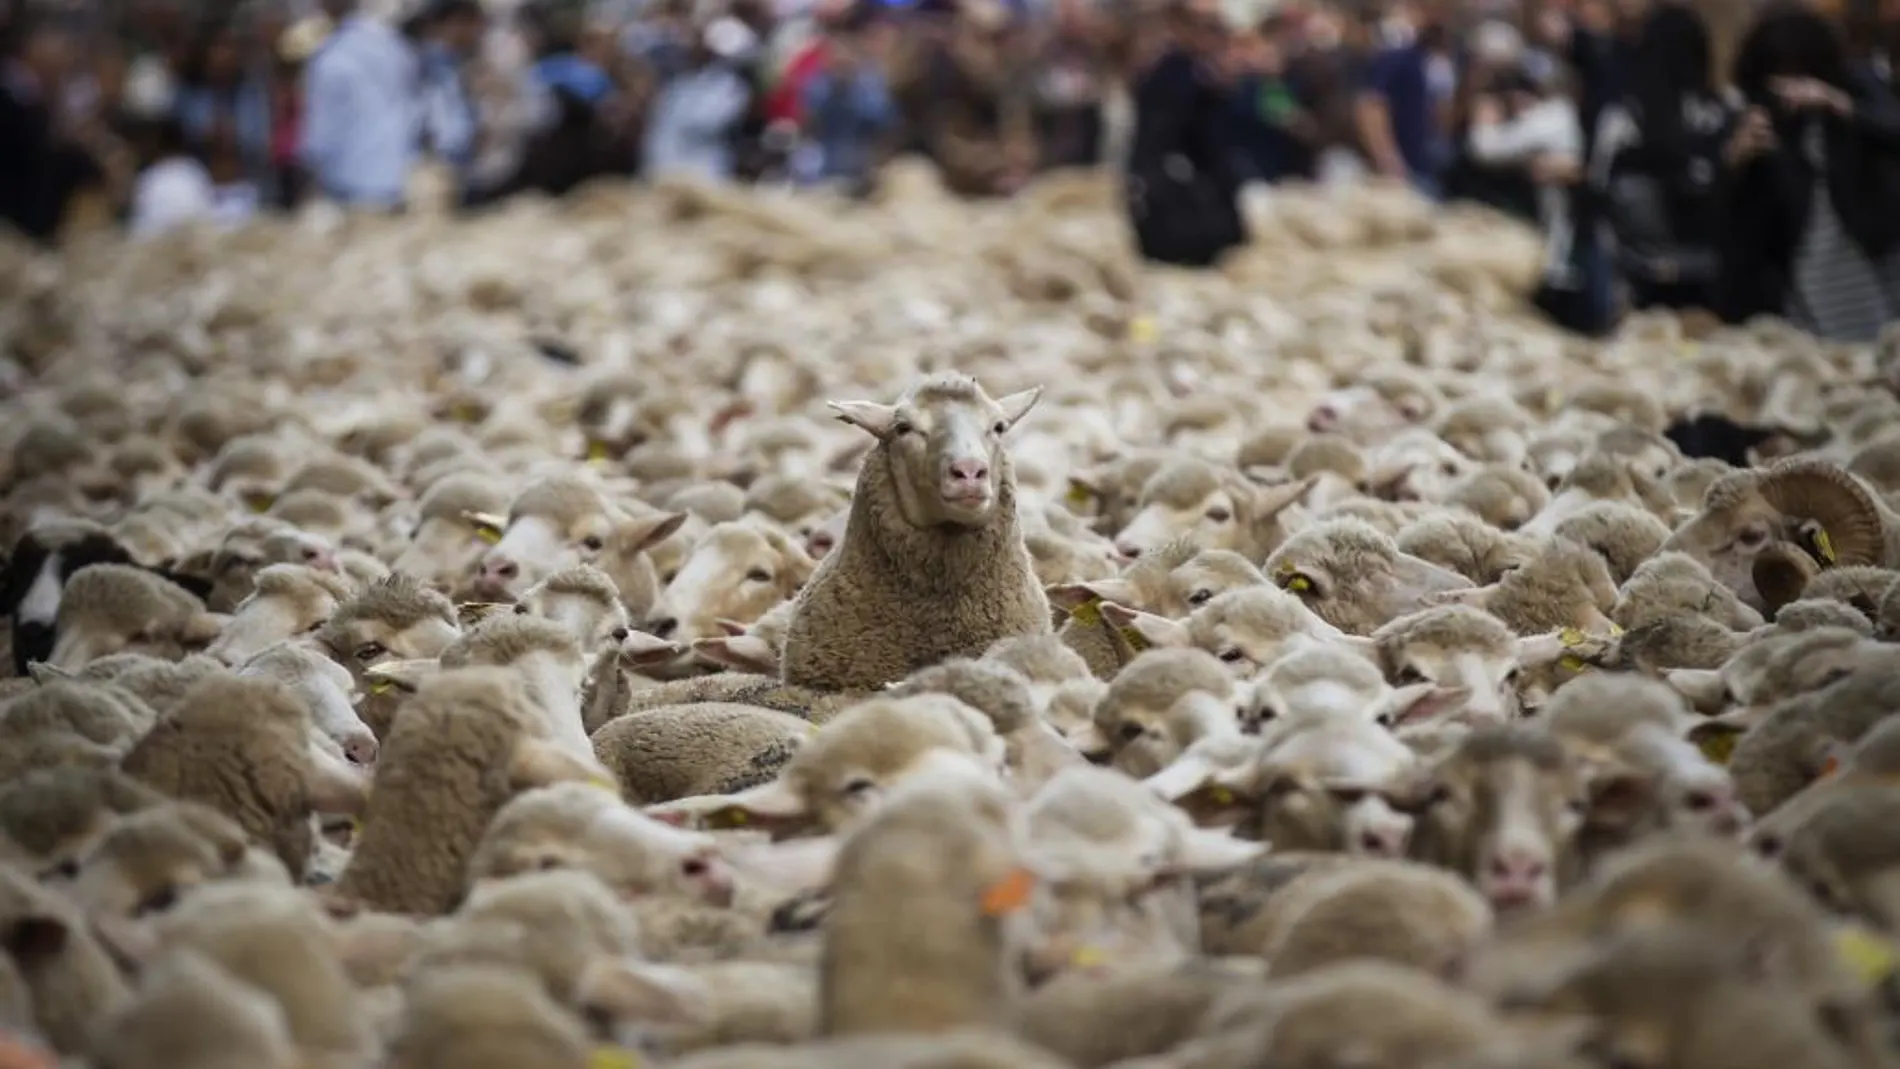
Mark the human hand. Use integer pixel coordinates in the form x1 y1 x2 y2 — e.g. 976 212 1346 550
1471 94 1503 125
1530 153 1580 184
1724 106 1776 165
1770 75 1850 115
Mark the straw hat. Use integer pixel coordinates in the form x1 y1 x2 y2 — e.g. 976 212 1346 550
278 15 335 63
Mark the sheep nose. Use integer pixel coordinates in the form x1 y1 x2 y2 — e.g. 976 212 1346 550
1115 540 1142 560
948 459 989 484
481 557 519 582
1359 828 1408 857
344 734 379 766
807 532 835 557
1306 405 1338 433
649 617 678 638
1483 848 1550 908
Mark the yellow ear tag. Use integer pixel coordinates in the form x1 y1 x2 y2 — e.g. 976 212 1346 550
1285 575 1312 593
475 525 503 546
348 816 363 836
1070 945 1108 969
1559 628 1585 648
587 776 620 795
451 403 480 423
1696 729 1740 766
244 492 275 514
1118 627 1151 653
1545 388 1564 410
590 1046 643 1069
709 807 749 829
1209 786 1235 806
1559 655 1589 673
587 440 610 464
1834 926 1899 987
1128 315 1158 344
1608 622 1624 637
369 680 393 696
981 866 1036 916
1068 599 1105 628
1814 526 1837 564
1065 483 1093 508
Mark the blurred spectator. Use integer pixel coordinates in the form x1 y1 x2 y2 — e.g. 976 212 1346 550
1125 0 1246 266
300 0 420 209
1717 0 1900 340
127 114 218 236
1589 2 1736 312
174 19 275 208
416 0 486 193
1354 2 1453 195
905 0 1037 196
1 13 110 242
490 13 628 199
1225 14 1318 181
642 17 756 180
272 15 329 208
1033 0 1106 169
798 5 896 191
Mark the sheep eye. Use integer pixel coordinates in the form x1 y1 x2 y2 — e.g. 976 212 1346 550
354 642 386 663
662 571 678 584
1736 527 1769 549
1187 589 1213 606
40 859 78 882
1204 506 1232 523
581 535 604 552
892 420 915 436
1394 665 1427 685
1118 721 1146 742
611 626 630 642
1217 648 1245 664
1330 787 1367 805
513 604 529 615
1754 834 1784 859
1503 667 1520 685
841 777 876 798
745 568 772 583
136 885 179 916
991 420 1008 435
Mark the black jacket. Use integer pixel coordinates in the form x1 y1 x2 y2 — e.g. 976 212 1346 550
1124 48 1245 268
0 75 63 242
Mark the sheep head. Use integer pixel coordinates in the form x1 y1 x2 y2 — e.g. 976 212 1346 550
1662 460 1887 612
829 374 1042 530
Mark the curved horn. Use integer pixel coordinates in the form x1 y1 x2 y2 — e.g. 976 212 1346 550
1758 460 1887 567
1751 542 1821 618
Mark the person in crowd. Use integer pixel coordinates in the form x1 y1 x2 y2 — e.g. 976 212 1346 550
271 15 327 208
1588 2 1736 312
641 16 755 181
1032 0 1106 170
1124 0 1246 266
300 0 420 210
174 19 274 212
126 113 219 236
1354 0 1453 195
0 14 113 242
487 13 626 200
1443 19 1541 219
1225 13 1319 182
415 0 486 198
897 0 1037 196
1716 0 1900 340
1844 0 1898 89
797 4 895 193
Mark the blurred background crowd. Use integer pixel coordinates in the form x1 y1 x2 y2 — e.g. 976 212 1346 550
1 0 1896 337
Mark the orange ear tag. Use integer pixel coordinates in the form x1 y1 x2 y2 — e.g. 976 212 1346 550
1820 754 1841 780
981 867 1036 916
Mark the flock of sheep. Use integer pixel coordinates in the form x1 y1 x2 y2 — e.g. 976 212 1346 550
4 165 1900 1069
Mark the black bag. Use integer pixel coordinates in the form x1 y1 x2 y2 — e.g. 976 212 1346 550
1127 153 1244 268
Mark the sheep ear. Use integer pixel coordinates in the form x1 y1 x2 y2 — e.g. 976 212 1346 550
827 400 900 440
181 612 227 644
1684 720 1746 767
618 511 688 554
645 779 809 832
1167 766 1259 826
994 386 1044 431
1249 474 1319 517
1100 603 1189 649
1664 668 1728 713
510 739 616 793
1515 632 1569 668
461 510 509 545
1379 684 1472 728
578 958 717 1029
25 662 74 685
1048 579 1135 611
691 635 775 674
365 659 439 696
724 835 839 892
1145 751 1230 803
1167 826 1269 874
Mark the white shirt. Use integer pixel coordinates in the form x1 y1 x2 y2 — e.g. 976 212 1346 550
129 157 217 238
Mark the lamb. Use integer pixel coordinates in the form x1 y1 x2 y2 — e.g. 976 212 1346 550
649 520 817 645
645 694 1004 835
1050 540 1268 678
87 950 299 1069
387 471 511 592
205 564 355 667
1110 457 1313 561
0 862 127 1053
235 642 380 767
1394 511 1536 586
1662 457 1892 611
439 613 595 762
120 674 367 880
1432 537 1620 636
1242 635 1470 734
383 965 593 1069
44 563 224 670
467 475 625 602
579 957 818 1054
1367 606 1562 726
332 667 611 916
1263 519 1473 635
315 573 461 737
778 374 1050 691
1612 551 1766 632
1548 499 1674 584
1072 648 1237 775
0 766 162 874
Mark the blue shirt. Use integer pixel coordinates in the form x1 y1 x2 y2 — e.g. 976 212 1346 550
300 16 421 207
1361 44 1435 180
799 68 894 183
419 43 478 169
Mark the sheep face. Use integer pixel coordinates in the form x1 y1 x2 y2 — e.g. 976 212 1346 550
650 521 815 645
237 645 379 768
1372 607 1541 725
1402 727 1593 914
1112 461 1312 561
1267 524 1475 636
206 565 351 667
1305 383 1430 443
469 481 624 602
828 379 1042 529
1661 462 1887 612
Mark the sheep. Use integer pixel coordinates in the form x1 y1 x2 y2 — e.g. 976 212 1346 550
1725 667 1900 818
1548 499 1673 584
87 949 299 1069
1366 606 1565 726
44 563 224 670
645 694 1003 835
593 700 809 808
1433 538 1620 636
383 965 593 1069
235 642 379 767
2 519 145 673
205 564 355 667
1110 458 1313 561
591 509 691 621
1304 373 1441 442
1662 457 1892 611
315 572 461 736
885 658 1082 794
184 520 340 613
0 862 127 1053
0 766 163 874
467 475 624 602
1049 540 1268 678
1063 450 1176 534
52 799 276 928
439 613 595 762
1245 859 1493 978
1263 519 1473 635
1073 648 1236 774
418 868 644 1012
581 628 691 732
1104 586 1341 681
1242 635 1470 734
332 667 610 916
120 674 366 880
1773 786 1900 932
778 374 1050 691
0 679 155 752
649 520 817 645
388 471 511 591
1395 511 1536 585
579 957 818 1054
1613 551 1766 632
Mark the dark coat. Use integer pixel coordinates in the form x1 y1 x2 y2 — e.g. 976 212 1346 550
1124 48 1246 268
